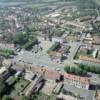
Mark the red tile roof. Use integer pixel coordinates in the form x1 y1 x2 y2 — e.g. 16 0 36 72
64 73 89 85
44 69 60 80
80 56 100 64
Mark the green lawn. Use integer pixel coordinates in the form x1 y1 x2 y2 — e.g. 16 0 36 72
14 79 29 93
32 93 56 100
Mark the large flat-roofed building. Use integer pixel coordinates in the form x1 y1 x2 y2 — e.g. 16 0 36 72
64 73 90 90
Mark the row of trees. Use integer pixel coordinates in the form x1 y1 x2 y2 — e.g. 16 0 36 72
78 64 100 74
0 80 6 98
0 79 13 100
0 49 13 54
64 66 87 76
23 38 38 50
0 49 14 58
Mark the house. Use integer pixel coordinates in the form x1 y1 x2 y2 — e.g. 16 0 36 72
63 84 96 100
57 93 77 100
64 73 90 90
29 65 61 81
49 51 63 62
53 83 63 94
52 37 63 43
97 91 100 100
92 36 100 45
48 44 70 62
2 59 12 67
0 67 10 80
0 43 15 50
64 35 81 42
76 16 94 22
24 71 36 82
79 56 100 64
25 74 44 97
43 69 61 81
0 57 4 66
15 71 23 78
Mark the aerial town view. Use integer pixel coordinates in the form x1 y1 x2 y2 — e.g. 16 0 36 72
0 0 100 100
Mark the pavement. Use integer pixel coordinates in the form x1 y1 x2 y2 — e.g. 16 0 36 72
12 39 83 73
12 40 65 73
63 83 96 100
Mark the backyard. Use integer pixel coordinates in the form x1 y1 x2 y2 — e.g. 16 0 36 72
75 46 94 59
14 79 29 93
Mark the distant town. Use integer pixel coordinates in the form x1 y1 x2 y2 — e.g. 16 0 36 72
0 0 100 100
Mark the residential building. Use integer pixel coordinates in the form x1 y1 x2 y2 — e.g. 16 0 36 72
49 51 63 62
24 71 36 82
97 92 100 100
76 16 94 22
2 59 12 67
0 43 15 50
25 74 44 97
0 67 10 80
64 73 90 89
79 56 100 64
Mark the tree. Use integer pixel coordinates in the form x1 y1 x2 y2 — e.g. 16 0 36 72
13 32 28 45
84 65 90 71
78 64 85 70
75 68 81 75
64 66 70 73
78 64 100 74
90 66 95 72
95 67 100 74
82 70 87 76
70 67 75 73
0 80 7 98
5 33 14 43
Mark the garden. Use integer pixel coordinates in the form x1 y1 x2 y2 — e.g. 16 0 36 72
14 79 29 93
